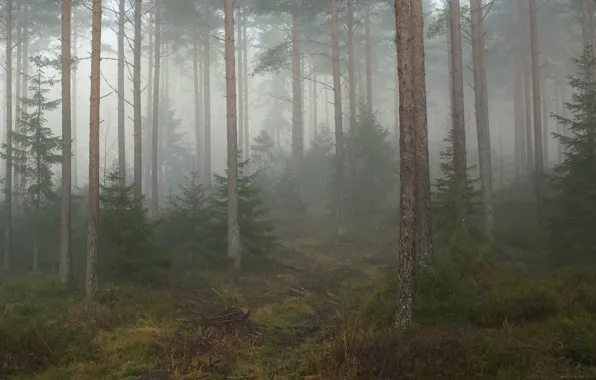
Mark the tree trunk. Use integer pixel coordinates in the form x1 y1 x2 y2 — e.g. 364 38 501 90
4 0 13 271
470 0 493 238
514 50 525 176
151 0 161 217
395 0 415 332
331 0 345 233
133 0 142 198
291 15 303 183
224 0 240 268
72 14 78 188
312 64 317 137
365 3 373 113
412 0 432 262
59 0 72 284
14 0 21 206
519 0 533 171
117 0 125 186
203 21 211 187
529 0 543 219
144 10 153 195
449 0 468 227
86 0 102 298
243 9 249 161
193 34 201 169
556 73 563 162
237 8 244 159
542 84 549 168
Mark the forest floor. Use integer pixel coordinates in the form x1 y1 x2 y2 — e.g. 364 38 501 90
3 216 596 379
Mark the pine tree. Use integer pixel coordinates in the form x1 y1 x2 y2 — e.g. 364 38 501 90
209 160 277 267
5 54 62 273
162 171 210 266
548 49 596 265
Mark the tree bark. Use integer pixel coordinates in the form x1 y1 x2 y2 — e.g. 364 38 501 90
59 0 72 284
470 0 493 238
117 0 125 186
331 0 345 233
224 0 240 268
193 33 201 169
365 3 373 113
87 0 102 298
449 0 468 227
542 84 549 168
4 0 13 271
411 0 432 262
519 0 533 171
237 8 244 159
151 0 161 217
291 14 303 182
395 0 415 332
243 9 249 162
203 21 211 187
133 0 142 198
514 49 525 176
529 0 543 220
144 9 154 195
72 14 78 188
14 0 21 206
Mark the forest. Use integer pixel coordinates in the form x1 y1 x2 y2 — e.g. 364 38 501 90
1 0 596 379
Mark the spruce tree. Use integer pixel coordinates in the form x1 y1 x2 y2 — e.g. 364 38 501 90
548 49 596 265
100 169 168 284
432 128 481 265
162 171 210 266
7 55 62 272
209 160 277 267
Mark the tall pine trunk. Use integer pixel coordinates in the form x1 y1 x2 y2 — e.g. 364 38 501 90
4 0 13 271
59 0 72 283
151 0 161 217
237 8 244 159
412 0 432 262
117 0 125 186
470 0 493 238
395 0 415 332
529 0 543 218
144 10 153 195
86 0 102 298
224 0 240 268
133 0 142 198
291 14 303 187
331 0 345 233
14 0 21 206
193 32 201 169
449 0 468 228
243 10 249 161
365 3 373 112
203 22 211 187
72 14 78 188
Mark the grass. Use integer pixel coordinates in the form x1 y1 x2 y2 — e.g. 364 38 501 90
4 219 596 379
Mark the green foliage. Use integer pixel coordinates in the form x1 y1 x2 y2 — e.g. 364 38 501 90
432 128 483 265
161 171 211 268
100 170 169 285
275 160 304 213
10 54 62 204
160 98 195 196
251 129 276 171
548 49 596 265
344 105 396 219
209 160 278 265
302 124 335 211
